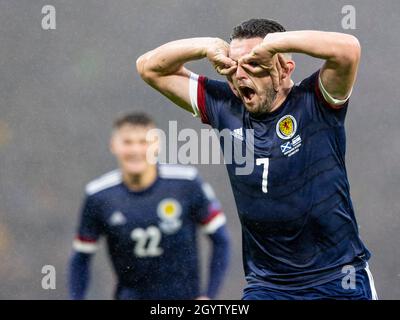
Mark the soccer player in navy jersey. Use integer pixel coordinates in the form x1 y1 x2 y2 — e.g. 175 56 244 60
136 19 378 299
68 113 230 300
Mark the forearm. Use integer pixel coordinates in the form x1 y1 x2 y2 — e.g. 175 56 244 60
136 37 217 78
265 31 360 98
265 31 360 66
205 227 230 299
68 251 92 300
136 37 235 110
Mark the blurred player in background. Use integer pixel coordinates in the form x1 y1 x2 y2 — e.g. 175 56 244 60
137 19 377 299
68 112 230 300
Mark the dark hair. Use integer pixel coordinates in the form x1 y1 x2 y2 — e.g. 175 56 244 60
113 112 155 129
230 18 286 41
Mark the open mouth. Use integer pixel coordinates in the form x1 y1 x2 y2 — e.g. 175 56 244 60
239 86 256 103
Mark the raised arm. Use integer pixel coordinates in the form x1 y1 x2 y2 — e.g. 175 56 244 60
241 31 361 100
136 38 237 112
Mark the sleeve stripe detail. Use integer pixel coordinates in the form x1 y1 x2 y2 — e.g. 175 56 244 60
189 72 200 117
76 236 97 243
158 164 198 180
318 74 352 105
85 170 122 195
197 75 210 124
73 238 98 253
315 73 351 110
201 209 221 224
201 183 217 201
201 213 226 234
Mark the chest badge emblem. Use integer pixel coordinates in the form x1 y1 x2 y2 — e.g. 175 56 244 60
157 198 182 234
276 115 297 140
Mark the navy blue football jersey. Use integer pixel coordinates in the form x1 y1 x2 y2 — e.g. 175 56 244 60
73 164 226 299
189 70 370 289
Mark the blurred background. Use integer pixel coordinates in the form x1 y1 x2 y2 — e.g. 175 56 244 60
0 0 399 299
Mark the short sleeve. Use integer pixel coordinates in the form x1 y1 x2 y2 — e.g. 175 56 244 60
189 72 236 129
72 195 104 254
300 70 350 125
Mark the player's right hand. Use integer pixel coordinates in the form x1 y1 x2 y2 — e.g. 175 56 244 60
239 45 288 92
206 38 237 76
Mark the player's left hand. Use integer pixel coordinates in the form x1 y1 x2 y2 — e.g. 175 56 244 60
239 45 287 92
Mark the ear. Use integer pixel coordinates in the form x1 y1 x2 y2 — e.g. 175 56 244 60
285 60 295 78
279 55 295 81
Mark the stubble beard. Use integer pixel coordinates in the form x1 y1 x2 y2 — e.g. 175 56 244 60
247 86 277 116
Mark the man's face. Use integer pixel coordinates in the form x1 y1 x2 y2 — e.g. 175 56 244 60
228 37 277 114
110 124 158 175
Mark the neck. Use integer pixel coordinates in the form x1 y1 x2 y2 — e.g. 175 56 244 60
122 165 158 191
269 79 294 113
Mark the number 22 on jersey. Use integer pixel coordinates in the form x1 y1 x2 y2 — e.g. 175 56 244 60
130 226 163 257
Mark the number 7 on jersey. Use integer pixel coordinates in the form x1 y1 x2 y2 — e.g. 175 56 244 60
256 158 269 193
